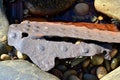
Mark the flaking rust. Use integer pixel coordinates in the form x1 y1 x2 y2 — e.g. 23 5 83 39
8 21 120 71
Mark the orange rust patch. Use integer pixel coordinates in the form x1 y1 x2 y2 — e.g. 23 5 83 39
23 19 119 32
62 22 119 32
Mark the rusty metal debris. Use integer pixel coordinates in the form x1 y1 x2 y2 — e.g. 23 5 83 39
8 21 116 71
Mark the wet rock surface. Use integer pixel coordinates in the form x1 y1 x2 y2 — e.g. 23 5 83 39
100 66 120 80
0 0 9 54
24 0 76 16
0 60 60 80
95 0 120 20
1 0 120 80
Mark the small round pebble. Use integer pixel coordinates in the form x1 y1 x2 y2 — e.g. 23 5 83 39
82 58 90 68
96 66 107 79
51 69 63 78
97 16 103 21
68 75 80 80
75 41 81 45
111 58 118 70
16 51 27 60
56 65 67 72
0 54 11 60
63 70 77 80
84 73 98 80
74 3 89 16
104 60 111 72
110 49 118 58
91 54 104 65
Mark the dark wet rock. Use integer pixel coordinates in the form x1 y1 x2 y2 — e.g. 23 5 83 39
0 60 60 80
0 0 9 41
0 0 9 54
0 41 9 54
24 0 76 16
84 73 98 80
68 75 80 80
104 60 111 72
63 70 77 80
51 69 63 78
56 65 67 72
74 3 89 16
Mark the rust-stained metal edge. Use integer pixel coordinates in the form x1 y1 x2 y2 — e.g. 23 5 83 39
7 21 113 71
17 21 120 43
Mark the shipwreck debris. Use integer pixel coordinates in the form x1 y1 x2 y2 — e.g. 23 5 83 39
8 21 118 71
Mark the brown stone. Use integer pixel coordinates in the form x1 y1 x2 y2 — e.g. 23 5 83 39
100 66 120 80
24 0 76 16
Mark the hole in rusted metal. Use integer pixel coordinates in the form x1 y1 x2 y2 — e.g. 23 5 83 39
21 32 29 38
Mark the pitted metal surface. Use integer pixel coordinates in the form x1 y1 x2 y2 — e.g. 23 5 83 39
8 21 113 71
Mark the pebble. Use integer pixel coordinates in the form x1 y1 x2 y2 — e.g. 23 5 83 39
0 54 11 60
0 60 60 80
74 3 89 16
0 42 9 54
111 58 118 70
75 41 81 45
91 54 104 65
0 1 9 42
90 67 97 75
63 70 77 80
51 69 63 78
97 16 104 21
100 67 120 80
83 73 98 80
16 51 28 60
96 66 107 79
68 75 80 80
56 65 67 72
71 57 87 67
24 0 76 16
104 60 111 72
0 1 9 55
78 72 83 80
110 49 118 58
82 58 90 68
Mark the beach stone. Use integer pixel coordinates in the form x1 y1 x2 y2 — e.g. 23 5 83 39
96 66 107 79
24 0 76 16
74 3 89 16
68 75 80 80
100 66 120 80
0 60 60 80
0 54 11 60
95 0 120 20
84 73 98 80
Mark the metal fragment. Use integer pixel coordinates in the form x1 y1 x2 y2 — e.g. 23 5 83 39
8 21 113 71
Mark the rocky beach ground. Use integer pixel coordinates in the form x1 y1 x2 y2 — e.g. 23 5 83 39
0 0 120 80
